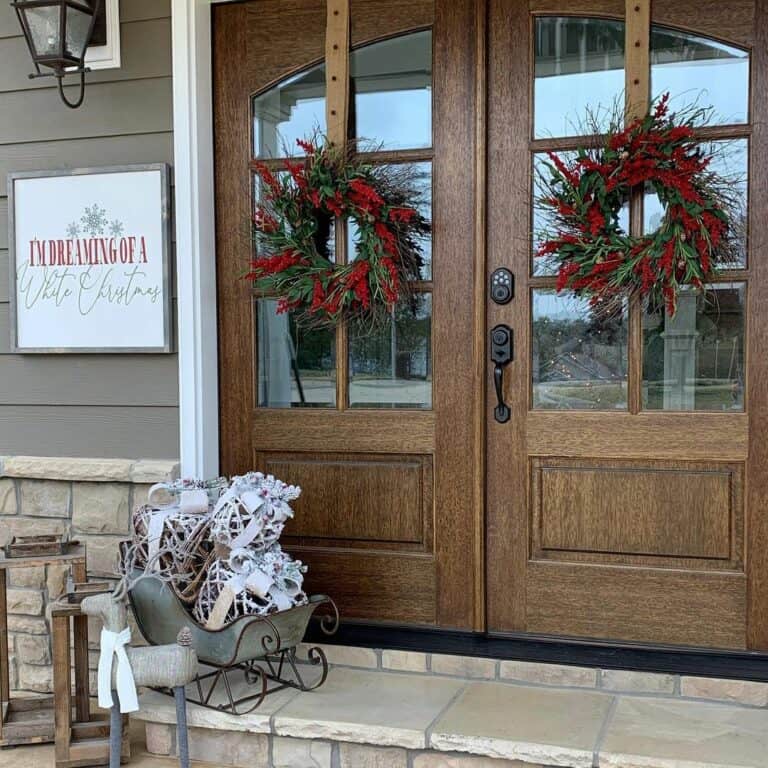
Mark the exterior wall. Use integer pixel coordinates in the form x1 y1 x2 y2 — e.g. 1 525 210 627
0 454 176 694
0 0 178 459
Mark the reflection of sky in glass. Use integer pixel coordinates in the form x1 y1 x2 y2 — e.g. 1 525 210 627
534 18 625 139
253 65 326 157
651 28 749 124
352 30 432 149
355 90 431 149
535 70 625 139
253 31 432 157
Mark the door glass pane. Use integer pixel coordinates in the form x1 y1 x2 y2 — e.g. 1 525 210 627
642 284 745 411
349 293 432 409
533 152 629 276
532 291 628 410
534 17 625 139
651 26 749 124
643 139 748 268
257 300 336 408
348 162 432 279
351 31 432 150
253 63 327 158
253 172 336 261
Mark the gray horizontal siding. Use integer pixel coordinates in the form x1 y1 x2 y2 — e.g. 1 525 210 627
0 0 170 38
0 0 178 460
0 17 171 93
0 78 172 146
0 406 179 459
0 355 179 407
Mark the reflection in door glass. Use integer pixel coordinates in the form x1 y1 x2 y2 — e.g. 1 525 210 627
643 284 745 411
643 139 748 268
351 31 432 150
534 17 625 139
349 294 432 409
651 27 749 125
257 300 336 408
532 152 630 276
532 291 628 410
349 162 432 279
253 63 327 157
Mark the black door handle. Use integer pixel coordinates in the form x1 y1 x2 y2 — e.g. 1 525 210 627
491 324 513 424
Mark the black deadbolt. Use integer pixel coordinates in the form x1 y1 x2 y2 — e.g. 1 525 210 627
490 268 514 305
491 324 513 365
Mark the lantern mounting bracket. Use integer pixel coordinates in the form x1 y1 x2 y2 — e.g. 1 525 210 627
11 0 102 109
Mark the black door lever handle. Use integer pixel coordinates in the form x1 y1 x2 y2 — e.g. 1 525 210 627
490 324 513 424
494 363 510 423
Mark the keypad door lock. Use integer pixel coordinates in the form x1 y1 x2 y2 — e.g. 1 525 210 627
490 268 514 305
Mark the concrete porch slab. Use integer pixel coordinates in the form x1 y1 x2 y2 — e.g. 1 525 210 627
599 696 768 768
132 666 768 768
273 668 466 749
429 682 613 767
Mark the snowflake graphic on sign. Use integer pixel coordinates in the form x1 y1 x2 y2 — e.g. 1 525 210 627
80 204 108 237
109 219 125 237
66 222 80 239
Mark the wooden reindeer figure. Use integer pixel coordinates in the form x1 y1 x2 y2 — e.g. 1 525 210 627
80 589 198 768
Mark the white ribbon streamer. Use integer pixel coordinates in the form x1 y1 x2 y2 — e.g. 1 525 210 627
98 627 139 714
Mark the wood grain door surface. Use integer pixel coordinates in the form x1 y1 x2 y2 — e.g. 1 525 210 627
213 0 482 630
215 0 768 649
486 0 768 650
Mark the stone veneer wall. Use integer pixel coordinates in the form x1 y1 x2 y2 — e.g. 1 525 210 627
0 455 179 695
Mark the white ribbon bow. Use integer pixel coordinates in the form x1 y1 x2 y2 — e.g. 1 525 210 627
98 627 139 714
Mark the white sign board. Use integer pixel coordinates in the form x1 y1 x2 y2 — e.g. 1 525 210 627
8 165 172 353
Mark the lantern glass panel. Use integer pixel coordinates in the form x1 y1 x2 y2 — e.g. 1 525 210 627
24 5 62 58
65 5 93 59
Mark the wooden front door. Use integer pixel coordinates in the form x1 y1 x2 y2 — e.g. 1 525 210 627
213 1 482 629
487 0 768 650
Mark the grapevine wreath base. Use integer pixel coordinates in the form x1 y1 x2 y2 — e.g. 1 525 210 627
536 94 740 316
248 138 431 327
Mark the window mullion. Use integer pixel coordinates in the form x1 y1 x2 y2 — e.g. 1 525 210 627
336 219 350 411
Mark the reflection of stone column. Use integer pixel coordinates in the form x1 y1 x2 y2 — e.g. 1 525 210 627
661 293 699 410
258 300 293 406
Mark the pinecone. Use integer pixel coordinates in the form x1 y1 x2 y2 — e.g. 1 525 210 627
177 626 194 647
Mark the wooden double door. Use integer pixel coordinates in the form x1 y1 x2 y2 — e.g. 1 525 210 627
215 0 768 650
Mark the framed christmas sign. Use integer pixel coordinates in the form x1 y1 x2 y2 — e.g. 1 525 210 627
8 164 173 353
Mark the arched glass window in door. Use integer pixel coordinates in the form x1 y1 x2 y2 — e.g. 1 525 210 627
252 30 433 410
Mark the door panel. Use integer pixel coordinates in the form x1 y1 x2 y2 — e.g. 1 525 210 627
214 0 481 629
487 0 763 650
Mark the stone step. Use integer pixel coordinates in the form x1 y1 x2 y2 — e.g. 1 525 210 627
133 665 768 768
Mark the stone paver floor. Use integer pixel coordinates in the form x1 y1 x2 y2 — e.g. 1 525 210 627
133 667 768 768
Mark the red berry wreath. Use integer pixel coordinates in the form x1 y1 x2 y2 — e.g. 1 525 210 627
247 138 430 326
536 94 739 316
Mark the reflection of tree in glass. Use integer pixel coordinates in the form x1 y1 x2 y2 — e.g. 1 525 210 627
534 313 626 384
290 315 334 374
350 296 431 381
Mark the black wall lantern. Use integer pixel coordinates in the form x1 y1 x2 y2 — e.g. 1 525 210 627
12 0 103 109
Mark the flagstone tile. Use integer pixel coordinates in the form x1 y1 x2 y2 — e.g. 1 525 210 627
430 682 613 768
273 668 467 749
598 696 768 768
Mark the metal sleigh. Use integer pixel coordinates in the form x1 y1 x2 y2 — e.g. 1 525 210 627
127 573 339 715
